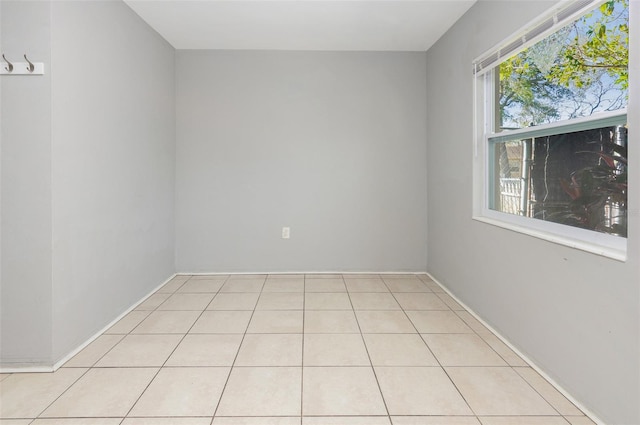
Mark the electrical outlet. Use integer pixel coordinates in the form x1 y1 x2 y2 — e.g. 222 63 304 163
282 227 290 239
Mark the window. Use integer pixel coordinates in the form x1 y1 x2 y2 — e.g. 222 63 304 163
473 0 630 260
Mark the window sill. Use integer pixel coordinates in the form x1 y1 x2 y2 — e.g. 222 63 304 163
472 215 627 262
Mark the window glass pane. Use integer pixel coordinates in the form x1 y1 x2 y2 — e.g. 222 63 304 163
490 123 627 237
499 0 629 130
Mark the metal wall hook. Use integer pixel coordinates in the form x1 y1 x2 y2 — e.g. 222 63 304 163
2 54 13 72
24 54 34 73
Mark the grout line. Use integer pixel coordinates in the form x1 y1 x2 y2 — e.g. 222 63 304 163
29 367 92 420
300 275 306 418
120 274 226 420
122 274 210 419
211 275 267 419
382 277 478 419
345 274 392 422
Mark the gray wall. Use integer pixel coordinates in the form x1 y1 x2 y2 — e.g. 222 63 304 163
176 51 428 273
1 1 53 365
49 1 176 362
425 2 639 424
0 0 176 367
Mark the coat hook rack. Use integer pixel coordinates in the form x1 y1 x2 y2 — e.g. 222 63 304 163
2 54 13 72
0 53 44 75
24 54 35 73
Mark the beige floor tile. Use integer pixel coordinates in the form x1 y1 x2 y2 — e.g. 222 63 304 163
105 311 152 334
435 293 465 310
446 367 556 416
227 274 267 280
132 310 201 334
157 279 187 293
0 374 11 382
356 311 416 333
343 274 381 279
375 367 472 415
157 293 215 310
166 334 243 366
247 311 303 333
235 334 303 366
454 311 492 335
363 334 438 366
177 279 225 293
304 310 360 333
382 278 431 292
41 368 157 417
123 419 212 425
304 334 370 366
304 278 346 292
256 293 304 310
406 311 473 333
423 334 507 366
208 293 260 310
135 293 171 310
349 293 400 310
514 368 583 415
425 281 445 293
190 274 228 280
478 417 569 425
391 417 480 425
0 368 86 418
130 367 229 416
263 279 305 292
217 367 301 416
62 334 124 367
220 279 264 293
95 334 182 367
0 420 34 425
170 274 191 281
344 279 389 293
393 293 449 310
305 274 343 279
31 419 123 425
302 367 386 416
563 416 597 425
478 334 528 366
305 293 352 310
382 275 431 292
213 417 300 425
268 274 305 279
382 274 422 279
190 311 253 334
303 417 390 424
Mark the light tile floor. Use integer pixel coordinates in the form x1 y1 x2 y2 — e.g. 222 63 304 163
0 274 596 425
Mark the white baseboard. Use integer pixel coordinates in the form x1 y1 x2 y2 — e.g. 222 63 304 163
426 272 605 425
0 365 56 373
179 271 429 276
0 273 177 374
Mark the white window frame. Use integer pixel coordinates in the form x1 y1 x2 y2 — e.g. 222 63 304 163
472 0 629 261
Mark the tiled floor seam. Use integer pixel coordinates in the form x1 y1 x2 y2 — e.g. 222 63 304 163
300 275 307 417
211 276 267 418
382 277 479 419
120 274 225 421
345 279 392 421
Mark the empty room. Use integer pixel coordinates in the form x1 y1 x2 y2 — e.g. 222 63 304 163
1 0 638 424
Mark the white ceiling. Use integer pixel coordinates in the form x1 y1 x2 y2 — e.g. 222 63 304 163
123 0 476 51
